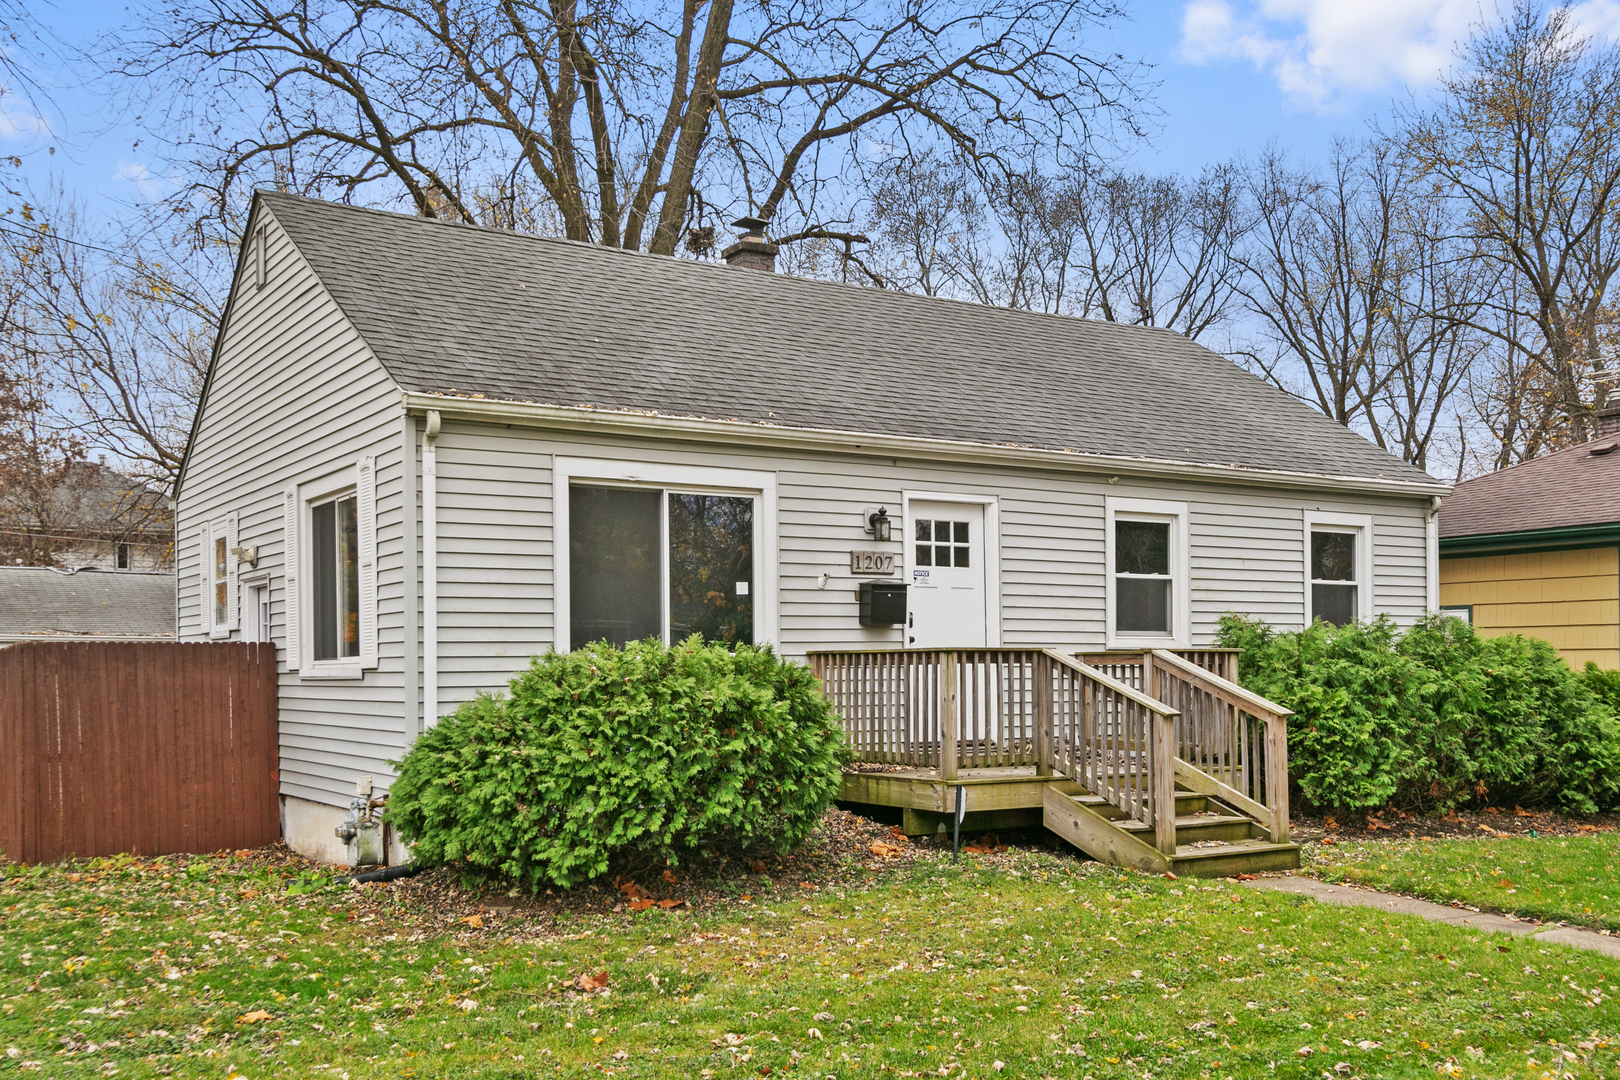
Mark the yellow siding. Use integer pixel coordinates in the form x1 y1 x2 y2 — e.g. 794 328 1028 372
1439 546 1620 670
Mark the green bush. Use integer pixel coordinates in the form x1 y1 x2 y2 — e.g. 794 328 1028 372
1218 614 1620 815
1584 662 1620 715
387 636 849 888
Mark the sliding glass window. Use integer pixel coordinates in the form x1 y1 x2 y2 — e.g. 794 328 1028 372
570 484 756 649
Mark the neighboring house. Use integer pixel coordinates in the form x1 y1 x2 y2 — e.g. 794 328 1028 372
0 460 174 571
1438 402 1620 671
0 566 176 643
175 192 1449 863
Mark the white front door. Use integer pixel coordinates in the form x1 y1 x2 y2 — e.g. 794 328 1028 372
907 501 989 648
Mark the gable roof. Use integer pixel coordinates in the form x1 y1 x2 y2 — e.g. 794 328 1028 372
251 192 1436 489
0 568 176 640
1440 435 1620 543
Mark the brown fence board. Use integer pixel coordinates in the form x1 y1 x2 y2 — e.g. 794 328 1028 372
0 642 279 864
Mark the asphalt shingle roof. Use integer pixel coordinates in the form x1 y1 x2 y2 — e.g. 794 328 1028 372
0 568 176 639
261 192 1435 486
1440 435 1620 540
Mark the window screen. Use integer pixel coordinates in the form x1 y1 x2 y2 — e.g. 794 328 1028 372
213 535 229 629
570 485 662 648
668 494 754 646
1115 519 1172 635
1310 530 1358 627
312 495 359 660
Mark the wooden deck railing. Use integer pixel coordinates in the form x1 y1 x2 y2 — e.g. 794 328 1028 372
808 648 1184 853
1144 649 1291 843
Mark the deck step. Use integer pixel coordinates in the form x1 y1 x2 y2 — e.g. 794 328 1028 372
1041 787 1299 877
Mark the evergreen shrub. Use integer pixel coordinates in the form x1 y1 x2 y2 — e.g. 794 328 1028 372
1217 614 1620 815
387 636 849 888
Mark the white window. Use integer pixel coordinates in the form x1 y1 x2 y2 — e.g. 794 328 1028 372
1105 497 1189 647
244 580 271 643
1439 605 1472 624
202 513 237 638
1303 511 1373 627
285 456 378 677
252 227 267 289
554 458 777 653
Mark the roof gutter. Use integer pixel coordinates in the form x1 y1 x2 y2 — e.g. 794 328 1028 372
400 393 1452 500
1439 522 1620 555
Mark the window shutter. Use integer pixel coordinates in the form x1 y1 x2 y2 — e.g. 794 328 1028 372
357 455 378 668
199 527 211 637
226 512 240 631
283 487 300 669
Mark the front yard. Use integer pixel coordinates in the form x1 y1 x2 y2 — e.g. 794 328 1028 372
3 820 1619 1079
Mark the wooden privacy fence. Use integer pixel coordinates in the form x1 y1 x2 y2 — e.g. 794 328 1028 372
0 642 279 865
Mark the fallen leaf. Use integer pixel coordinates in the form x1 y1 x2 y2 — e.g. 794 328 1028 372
238 1010 272 1025
234 849 252 858
1163 871 1177 880
799 882 814 889
457 998 478 1012
1578 824 1598 832
462 914 483 929
1484 806 1501 815
239 889 259 899
1498 878 1514 889
570 971 610 993
1319 836 1336 846
657 899 685 910
1514 806 1535 817
1229 873 1257 881
662 869 680 884
746 859 767 873
628 898 655 912
1296 1046 1315 1057
889 825 906 841
740 895 752 901
869 842 903 858
1323 815 1338 831
619 881 649 900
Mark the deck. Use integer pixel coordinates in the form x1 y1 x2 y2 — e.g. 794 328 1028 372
812 647 1301 876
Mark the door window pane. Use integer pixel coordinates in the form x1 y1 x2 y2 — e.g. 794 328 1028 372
1311 532 1356 581
668 494 753 646
915 519 932 566
571 485 662 648
1117 577 1171 634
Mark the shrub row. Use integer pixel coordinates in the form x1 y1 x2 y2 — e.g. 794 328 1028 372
387 637 848 888
1217 614 1620 815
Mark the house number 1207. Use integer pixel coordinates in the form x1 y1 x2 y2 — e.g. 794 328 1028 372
849 550 896 575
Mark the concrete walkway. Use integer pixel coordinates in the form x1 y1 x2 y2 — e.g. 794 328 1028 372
1241 875 1620 961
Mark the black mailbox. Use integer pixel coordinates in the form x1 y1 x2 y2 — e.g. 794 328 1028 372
858 580 907 627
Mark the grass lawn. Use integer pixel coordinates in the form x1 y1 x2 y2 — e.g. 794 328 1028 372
3 846 1619 1079
1306 833 1620 931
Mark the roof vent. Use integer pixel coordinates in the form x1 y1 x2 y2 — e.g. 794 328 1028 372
722 216 778 273
1590 442 1617 456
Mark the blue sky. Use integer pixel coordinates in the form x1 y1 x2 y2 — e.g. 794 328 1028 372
9 0 1620 224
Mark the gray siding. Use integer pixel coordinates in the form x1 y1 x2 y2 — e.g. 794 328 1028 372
425 421 1433 713
175 207 408 810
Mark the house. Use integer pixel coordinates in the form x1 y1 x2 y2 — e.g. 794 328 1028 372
175 193 1448 868
0 566 176 643
1438 402 1620 671
0 459 174 571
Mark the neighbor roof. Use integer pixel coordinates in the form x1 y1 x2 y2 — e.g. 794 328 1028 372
0 568 176 640
1440 435 1620 542
257 192 1435 487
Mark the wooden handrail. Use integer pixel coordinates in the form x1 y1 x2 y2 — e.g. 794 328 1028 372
1147 650 1291 722
1045 650 1181 719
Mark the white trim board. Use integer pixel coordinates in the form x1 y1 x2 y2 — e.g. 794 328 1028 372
402 393 1451 499
553 457 780 654
1105 496 1191 650
901 490 1003 648
1303 510 1374 625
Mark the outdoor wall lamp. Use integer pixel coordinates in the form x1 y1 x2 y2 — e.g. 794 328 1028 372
231 545 259 569
866 506 891 542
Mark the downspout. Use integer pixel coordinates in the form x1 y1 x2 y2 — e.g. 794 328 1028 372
1425 494 1442 614
422 410 441 726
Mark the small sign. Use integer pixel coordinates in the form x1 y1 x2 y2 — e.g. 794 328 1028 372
912 569 930 578
849 550 896 576
735 581 749 596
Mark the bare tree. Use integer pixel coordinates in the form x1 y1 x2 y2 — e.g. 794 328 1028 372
1400 1 1620 454
114 0 1145 256
0 187 215 488
1233 142 1486 470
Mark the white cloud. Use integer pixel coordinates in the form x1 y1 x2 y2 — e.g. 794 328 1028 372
114 161 181 202
0 86 50 141
1176 0 1480 109
1569 0 1620 38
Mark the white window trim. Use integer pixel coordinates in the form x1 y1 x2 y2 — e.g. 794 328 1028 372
1105 496 1190 650
204 513 238 639
900 490 1002 648
297 463 365 680
553 457 779 654
1303 510 1374 626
